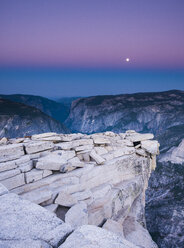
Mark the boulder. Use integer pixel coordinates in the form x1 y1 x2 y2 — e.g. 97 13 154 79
65 202 88 229
60 157 84 173
126 133 154 142
141 140 159 155
0 144 24 162
25 169 52 184
55 192 77 207
102 219 124 237
0 193 72 247
0 168 21 181
93 137 111 145
24 141 54 154
91 184 111 200
21 188 53 204
44 203 58 213
94 146 108 155
75 144 94 151
60 225 138 248
71 189 92 202
113 147 135 158
0 173 25 190
0 240 52 248
90 150 105 165
57 139 93 150
0 137 8 145
36 154 67 171
31 132 57 140
60 133 84 142
18 160 33 172
0 160 17 172
123 217 158 248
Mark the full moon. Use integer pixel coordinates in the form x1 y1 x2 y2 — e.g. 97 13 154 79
126 58 130 62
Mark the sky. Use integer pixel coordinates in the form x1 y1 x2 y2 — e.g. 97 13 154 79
0 0 184 97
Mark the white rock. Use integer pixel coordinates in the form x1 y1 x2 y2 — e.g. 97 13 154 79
57 139 93 150
82 153 90 162
141 140 159 155
12 138 25 144
55 192 77 207
71 189 92 202
60 133 84 142
60 157 84 173
0 137 8 145
0 183 9 196
126 130 137 134
52 150 76 159
90 150 105 165
21 188 53 204
44 204 58 213
19 160 33 172
15 155 31 165
0 240 52 248
113 147 135 158
77 149 91 154
0 193 72 247
123 217 158 248
0 168 21 181
103 219 124 237
0 173 25 190
117 139 134 147
93 137 111 145
65 202 88 229
0 143 24 162
102 152 114 161
31 132 57 140
91 184 111 200
105 145 114 152
0 160 17 173
60 225 138 248
42 169 53 178
126 133 154 142
75 144 93 151
36 136 62 142
77 153 83 160
36 154 69 171
119 133 126 139
105 131 116 137
136 148 148 157
25 141 54 154
25 169 52 184
94 146 108 155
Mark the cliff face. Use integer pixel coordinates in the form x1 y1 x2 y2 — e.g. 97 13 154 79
0 131 159 248
65 90 184 135
65 90 184 247
0 98 69 138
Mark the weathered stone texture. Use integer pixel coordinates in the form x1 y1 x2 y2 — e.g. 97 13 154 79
0 131 159 248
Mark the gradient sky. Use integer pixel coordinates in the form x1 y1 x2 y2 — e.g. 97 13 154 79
0 0 184 96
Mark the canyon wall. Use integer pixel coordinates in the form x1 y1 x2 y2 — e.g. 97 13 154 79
0 131 159 248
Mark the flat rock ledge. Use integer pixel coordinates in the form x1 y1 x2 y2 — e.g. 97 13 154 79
0 131 159 248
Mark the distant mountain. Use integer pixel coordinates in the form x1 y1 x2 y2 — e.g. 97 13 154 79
65 90 184 135
0 94 69 123
65 89 184 247
0 98 68 138
56 97 81 108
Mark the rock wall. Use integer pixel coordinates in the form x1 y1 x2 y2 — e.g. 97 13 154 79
0 131 159 248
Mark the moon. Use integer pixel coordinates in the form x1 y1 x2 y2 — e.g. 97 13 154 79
126 58 130 62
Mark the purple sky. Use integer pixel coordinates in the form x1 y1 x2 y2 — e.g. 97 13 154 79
0 0 184 69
